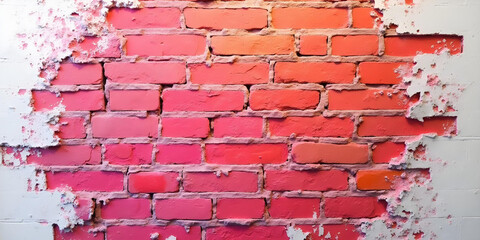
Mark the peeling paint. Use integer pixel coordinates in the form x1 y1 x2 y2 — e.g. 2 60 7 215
286 226 310 240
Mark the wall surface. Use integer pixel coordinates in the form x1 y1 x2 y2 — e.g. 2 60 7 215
0 0 478 239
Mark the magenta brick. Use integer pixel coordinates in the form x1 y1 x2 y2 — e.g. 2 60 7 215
101 198 151 219
156 144 202 164
104 144 153 165
155 198 212 220
216 198 265 219
46 171 124 192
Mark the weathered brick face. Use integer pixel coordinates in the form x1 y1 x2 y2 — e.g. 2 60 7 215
32 0 463 239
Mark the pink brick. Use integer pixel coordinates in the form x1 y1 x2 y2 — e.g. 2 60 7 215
206 226 288 240
104 144 153 165
213 117 263 138
269 198 319 218
75 199 94 221
128 172 179 193
265 170 349 191
46 171 124 192
184 171 258 192
216 198 265 219
296 225 360 240
28 145 101 166
324 197 386 218
155 198 212 220
109 90 160 111
91 115 158 138
107 8 181 29
269 116 354 137
51 63 102 85
161 118 209 138
162 89 245 112
55 225 104 240
102 198 151 219
57 117 86 139
189 63 269 85
105 62 186 84
126 35 206 56
205 144 288 164
106 225 201 240
156 144 202 164
33 90 104 111
73 36 121 58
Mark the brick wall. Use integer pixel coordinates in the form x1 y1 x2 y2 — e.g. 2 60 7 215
29 0 462 239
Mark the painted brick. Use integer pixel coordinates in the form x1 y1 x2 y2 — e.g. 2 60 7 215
156 144 202 164
271 8 348 29
28 145 101 166
128 172 179 193
213 117 263 138
91 115 158 138
32 90 104 111
269 116 354 137
105 62 186 84
101 198 151 219
51 63 102 85
109 90 160 111
104 143 153 165
296 224 360 240
265 170 349 191
216 198 265 219
328 89 409 110
73 36 121 58
250 89 320 110
324 197 386 218
205 144 288 164
161 117 209 138
126 35 206 56
358 116 456 136
183 171 258 192
162 89 244 112
372 141 405 164
384 35 463 56
352 8 378 28
211 35 294 55
274 62 355 84
106 225 201 240
57 117 86 139
359 62 412 84
206 226 288 240
292 142 369 164
76 199 94 221
155 198 212 220
184 8 267 30
107 8 181 29
189 63 269 85
46 171 124 192
269 198 320 218
356 170 403 190
331 35 379 56
54 225 103 240
299 35 328 55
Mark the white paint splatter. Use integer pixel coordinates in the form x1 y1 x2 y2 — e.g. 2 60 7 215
286 226 309 240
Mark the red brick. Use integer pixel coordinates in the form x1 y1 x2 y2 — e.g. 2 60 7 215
126 35 206 56
57 117 86 139
73 36 121 58
105 62 186 84
272 8 348 29
250 89 320 110
269 116 354 137
332 35 378 56
372 141 405 164
324 197 385 218
358 116 456 136
292 142 368 164
189 63 269 85
162 89 244 112
156 144 202 164
184 8 267 30
104 144 153 165
299 35 328 55
357 170 403 190
101 198 151 219
33 90 104 111
128 172 179 193
384 35 463 56
107 8 181 29
51 63 102 85
213 117 263 138
109 90 160 111
106 225 201 240
91 115 158 138
269 198 319 218
161 117 209 138
205 144 288 164
46 171 124 192
352 8 378 28
206 226 288 240
155 198 212 220
265 170 349 191
28 145 101 166
216 198 265 219
211 35 294 55
54 225 103 240
184 171 258 192
274 62 355 84
359 62 412 84
296 224 360 240
328 89 409 110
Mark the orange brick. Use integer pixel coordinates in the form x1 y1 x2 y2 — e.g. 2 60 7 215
272 8 348 29
332 35 379 56
211 35 294 55
356 170 403 190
